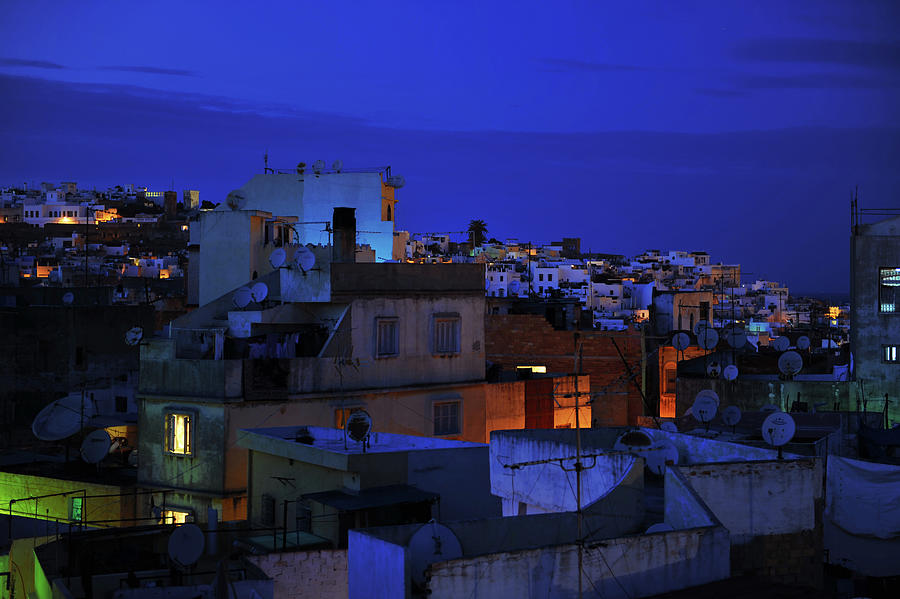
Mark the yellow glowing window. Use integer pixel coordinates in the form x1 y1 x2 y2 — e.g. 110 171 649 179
165 413 192 455
162 509 191 525
516 365 547 374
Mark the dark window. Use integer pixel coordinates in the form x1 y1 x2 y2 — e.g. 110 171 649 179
664 364 677 394
433 401 460 435
879 268 900 313
376 318 399 357
433 316 460 354
115 396 128 413
261 494 276 526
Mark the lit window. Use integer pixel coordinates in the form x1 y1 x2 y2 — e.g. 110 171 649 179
69 496 84 521
165 412 192 455
376 317 399 357
879 268 900 313
433 315 460 354
433 401 460 435
884 345 899 363
162 509 191 525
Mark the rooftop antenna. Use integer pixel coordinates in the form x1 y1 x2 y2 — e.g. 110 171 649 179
722 405 742 434
264 149 269 173
232 286 252 309
778 350 803 380
761 411 796 459
269 248 287 269
80 429 111 465
344 410 372 452
167 523 205 568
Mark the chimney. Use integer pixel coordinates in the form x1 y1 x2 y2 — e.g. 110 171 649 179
332 207 356 263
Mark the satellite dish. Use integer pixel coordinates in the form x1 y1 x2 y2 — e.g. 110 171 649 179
225 189 247 211
387 175 406 189
294 246 316 271
697 327 719 350
797 336 811 351
509 280 521 294
62 292 74 305
296 162 306 174
660 421 678 433
233 286 252 309
696 389 720 407
250 281 268 303
125 326 144 346
167 523 205 567
80 429 111 464
777 350 803 377
722 405 742 427
723 364 739 381
408 521 462 589
772 336 790 352
724 326 747 348
693 320 711 336
269 248 286 269
645 440 679 475
761 411 796 447
313 160 326 174
345 410 372 443
646 523 675 534
706 361 721 378
671 332 690 351
32 394 95 441
691 393 718 423
332 159 343 172
761 404 780 414
613 429 653 453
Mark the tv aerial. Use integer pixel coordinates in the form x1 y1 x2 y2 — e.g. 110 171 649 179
80 429 111 464
294 245 316 273
722 405 742 433
697 327 719 351
233 286 252 309
332 159 343 173
797 335 811 351
125 326 144 346
167 523 205 568
777 350 803 378
671 332 691 352
408 521 463 590
345 410 372 451
772 336 790 352
225 189 247 211
250 281 268 304
269 248 287 269
62 291 74 305
762 411 796 459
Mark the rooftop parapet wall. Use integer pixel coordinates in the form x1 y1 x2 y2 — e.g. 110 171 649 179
331 263 486 296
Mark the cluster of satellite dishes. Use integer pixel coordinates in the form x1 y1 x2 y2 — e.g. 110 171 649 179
233 246 320 309
233 282 269 309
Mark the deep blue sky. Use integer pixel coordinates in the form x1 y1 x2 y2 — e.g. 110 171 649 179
1 1 899 293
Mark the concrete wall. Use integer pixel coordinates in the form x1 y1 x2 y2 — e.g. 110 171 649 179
247 549 347 599
348 529 406 599
851 215 900 425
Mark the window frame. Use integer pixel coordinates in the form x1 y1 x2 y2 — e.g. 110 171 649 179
432 314 461 355
433 400 461 436
165 411 194 457
161 507 192 525
879 267 900 314
375 317 399 358
69 496 84 522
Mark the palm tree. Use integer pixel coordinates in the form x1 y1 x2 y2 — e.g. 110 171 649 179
467 219 488 246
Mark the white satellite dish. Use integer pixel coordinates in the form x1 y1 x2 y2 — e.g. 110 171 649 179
723 364 739 381
772 336 790 352
706 361 721 378
250 281 268 303
777 350 803 377
345 410 373 444
62 292 74 305
761 411 796 447
408 521 462 589
294 245 316 271
32 394 95 441
225 189 247 211
697 327 719 350
269 248 286 269
387 175 406 189
233 286 252 309
722 405 742 427
125 326 144 346
696 388 720 407
646 523 675 534
332 159 343 172
691 393 718 423
724 326 747 348
693 320 711 336
645 440 679 475
671 332 690 351
761 404 780 414
168 523 205 567
660 421 678 433
312 159 326 174
80 429 111 464
509 280 521 294
797 335 811 351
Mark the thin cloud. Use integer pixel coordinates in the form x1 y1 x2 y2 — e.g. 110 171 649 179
0 57 67 69
694 87 750 98
740 72 893 90
537 58 655 73
733 38 900 70
99 65 199 77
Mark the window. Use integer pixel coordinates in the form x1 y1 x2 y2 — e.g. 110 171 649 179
69 496 84 521
376 317 399 357
539 273 544 281
433 401 460 435
115 396 128 413
433 315 460 354
261 494 276 526
884 345 899 363
165 412 192 455
879 268 900 313
548 274 553 282
162 508 191 525
664 363 677 394
500 275 504 282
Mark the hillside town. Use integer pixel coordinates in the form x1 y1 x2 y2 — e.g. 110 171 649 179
0 166 895 599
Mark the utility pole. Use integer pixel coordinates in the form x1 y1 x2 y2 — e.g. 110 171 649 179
574 333 583 599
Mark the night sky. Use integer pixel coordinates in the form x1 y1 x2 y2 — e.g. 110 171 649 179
1 1 898 294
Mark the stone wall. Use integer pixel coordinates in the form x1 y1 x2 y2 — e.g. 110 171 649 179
248 549 348 599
